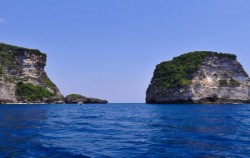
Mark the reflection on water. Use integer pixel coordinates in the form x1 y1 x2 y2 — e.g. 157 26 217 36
0 104 250 157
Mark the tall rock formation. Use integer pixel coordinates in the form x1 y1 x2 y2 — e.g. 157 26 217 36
0 43 64 103
146 51 250 104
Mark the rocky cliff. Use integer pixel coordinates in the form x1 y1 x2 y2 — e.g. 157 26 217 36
0 43 64 103
146 51 250 104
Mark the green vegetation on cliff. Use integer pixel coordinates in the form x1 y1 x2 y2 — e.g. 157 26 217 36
16 82 53 102
0 66 3 75
66 94 85 100
41 76 56 88
0 49 20 71
152 51 236 89
0 43 46 57
0 43 46 73
219 78 241 87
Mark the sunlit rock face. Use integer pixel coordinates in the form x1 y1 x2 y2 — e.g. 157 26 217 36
146 51 250 104
0 43 64 103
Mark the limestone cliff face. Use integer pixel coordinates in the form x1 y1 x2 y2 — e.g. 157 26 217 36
146 51 250 104
0 43 64 103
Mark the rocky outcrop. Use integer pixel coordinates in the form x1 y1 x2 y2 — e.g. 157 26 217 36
146 51 250 104
0 43 64 103
65 94 108 104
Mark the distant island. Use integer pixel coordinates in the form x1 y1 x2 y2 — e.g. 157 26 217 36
146 51 250 104
65 94 108 104
0 43 107 104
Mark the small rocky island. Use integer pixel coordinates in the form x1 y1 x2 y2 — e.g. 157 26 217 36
146 51 250 104
65 94 108 104
0 43 108 104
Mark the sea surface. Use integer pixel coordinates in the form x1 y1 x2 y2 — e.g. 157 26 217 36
0 103 249 158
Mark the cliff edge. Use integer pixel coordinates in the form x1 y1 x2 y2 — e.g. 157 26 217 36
146 51 250 104
0 43 64 103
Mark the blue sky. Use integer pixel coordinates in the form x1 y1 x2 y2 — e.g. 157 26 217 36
1 0 250 103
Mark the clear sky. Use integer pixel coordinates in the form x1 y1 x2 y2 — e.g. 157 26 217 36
1 0 250 103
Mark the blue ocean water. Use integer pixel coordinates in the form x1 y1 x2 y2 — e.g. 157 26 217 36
0 104 249 158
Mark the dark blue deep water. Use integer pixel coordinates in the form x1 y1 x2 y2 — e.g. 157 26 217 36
0 104 249 158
